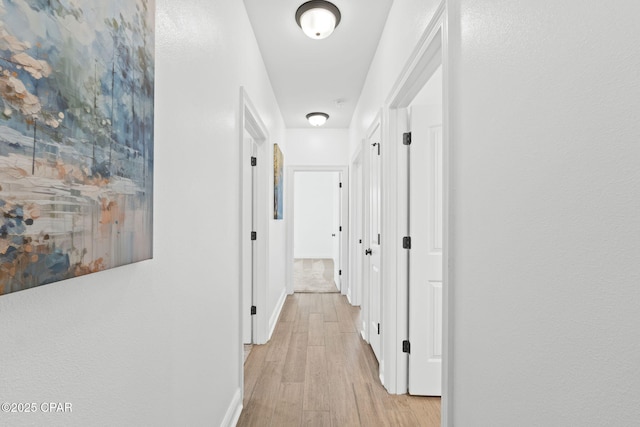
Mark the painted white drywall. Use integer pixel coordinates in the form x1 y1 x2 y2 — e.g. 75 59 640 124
447 1 640 425
286 128 350 166
269 142 288 336
412 64 442 108
293 172 339 259
0 1 287 426
349 0 442 157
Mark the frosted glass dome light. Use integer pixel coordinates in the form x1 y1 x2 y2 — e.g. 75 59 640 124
295 1 341 40
306 112 329 126
299 8 336 39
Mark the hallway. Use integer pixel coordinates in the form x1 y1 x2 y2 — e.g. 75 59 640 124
238 293 440 426
1 2 637 426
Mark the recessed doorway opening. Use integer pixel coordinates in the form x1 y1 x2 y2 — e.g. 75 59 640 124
285 165 349 297
293 171 342 293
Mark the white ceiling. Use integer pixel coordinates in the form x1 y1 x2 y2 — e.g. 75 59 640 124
243 0 394 128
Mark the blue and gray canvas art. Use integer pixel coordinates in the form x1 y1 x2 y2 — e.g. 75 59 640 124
0 0 154 295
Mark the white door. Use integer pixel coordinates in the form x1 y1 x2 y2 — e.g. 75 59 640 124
408 104 443 395
243 136 258 344
353 162 363 305
250 140 258 343
332 173 342 290
367 130 382 361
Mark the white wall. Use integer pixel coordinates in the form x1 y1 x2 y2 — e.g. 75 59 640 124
331 171 341 285
293 172 338 259
0 1 286 426
287 128 349 166
268 146 288 336
448 1 640 425
349 0 442 157
412 64 442 108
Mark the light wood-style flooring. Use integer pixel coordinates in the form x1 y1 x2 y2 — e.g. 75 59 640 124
238 293 440 426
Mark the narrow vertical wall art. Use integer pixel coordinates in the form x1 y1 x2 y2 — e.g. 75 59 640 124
0 0 155 295
273 143 283 220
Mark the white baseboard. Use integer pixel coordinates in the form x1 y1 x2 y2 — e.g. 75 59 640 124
341 278 349 296
220 388 242 427
268 288 287 340
360 325 367 341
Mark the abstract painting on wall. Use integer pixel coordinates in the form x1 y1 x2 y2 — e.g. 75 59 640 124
0 0 154 295
273 143 283 220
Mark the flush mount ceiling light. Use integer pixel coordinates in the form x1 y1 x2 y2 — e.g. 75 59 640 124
306 112 329 126
295 1 341 40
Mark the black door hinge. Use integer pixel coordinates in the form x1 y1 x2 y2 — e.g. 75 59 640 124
402 340 411 353
339 270 342 276
251 231 257 241
339 226 342 232
339 182 342 188
251 156 257 166
403 132 412 146
359 239 362 244
378 233 381 245
251 306 257 315
403 236 411 249
377 323 380 335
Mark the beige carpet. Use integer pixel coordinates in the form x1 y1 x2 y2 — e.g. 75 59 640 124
293 259 339 293
244 344 252 364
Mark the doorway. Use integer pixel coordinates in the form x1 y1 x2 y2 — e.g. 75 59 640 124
285 166 349 296
293 171 342 293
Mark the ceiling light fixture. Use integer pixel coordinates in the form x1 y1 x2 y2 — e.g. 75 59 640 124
295 1 341 40
306 112 329 126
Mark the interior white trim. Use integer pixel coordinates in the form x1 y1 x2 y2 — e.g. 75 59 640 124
379 0 449 411
221 388 242 427
385 2 446 108
285 165 349 296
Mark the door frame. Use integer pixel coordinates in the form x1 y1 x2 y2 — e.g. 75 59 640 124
285 165 349 296
238 87 270 397
379 0 451 418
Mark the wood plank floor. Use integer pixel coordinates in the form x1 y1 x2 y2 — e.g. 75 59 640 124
238 293 440 426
